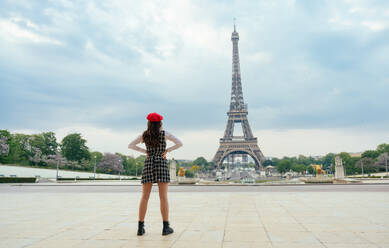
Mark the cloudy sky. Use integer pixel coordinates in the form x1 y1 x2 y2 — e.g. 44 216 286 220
1 0 389 160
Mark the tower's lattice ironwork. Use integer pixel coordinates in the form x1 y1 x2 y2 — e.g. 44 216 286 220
212 24 265 170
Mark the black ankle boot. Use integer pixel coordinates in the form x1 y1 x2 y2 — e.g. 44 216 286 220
162 221 174 236
137 221 145 236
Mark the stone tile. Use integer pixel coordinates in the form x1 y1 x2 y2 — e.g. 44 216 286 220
222 241 272 248
359 232 389 244
261 216 299 224
268 231 321 244
264 223 306 232
314 231 372 244
346 224 389 232
200 230 224 242
0 238 39 248
224 229 269 242
187 223 225 231
24 239 84 248
171 241 222 248
1 190 389 248
73 239 128 248
225 223 264 231
50 227 104 240
93 229 136 240
271 243 325 248
227 216 260 224
121 240 174 247
324 244 380 248
177 230 203 241
303 223 355 232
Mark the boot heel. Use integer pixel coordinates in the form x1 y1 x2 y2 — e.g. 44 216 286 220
162 221 174 235
137 221 145 236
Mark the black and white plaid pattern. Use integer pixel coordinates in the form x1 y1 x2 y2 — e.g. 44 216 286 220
141 130 170 184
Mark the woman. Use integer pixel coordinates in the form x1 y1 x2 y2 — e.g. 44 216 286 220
128 112 183 236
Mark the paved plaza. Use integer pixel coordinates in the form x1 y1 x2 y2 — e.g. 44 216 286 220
1 184 389 248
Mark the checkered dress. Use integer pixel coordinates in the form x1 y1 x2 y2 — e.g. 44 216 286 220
141 130 170 184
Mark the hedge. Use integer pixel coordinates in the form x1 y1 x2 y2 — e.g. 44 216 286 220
0 177 37 183
57 177 139 181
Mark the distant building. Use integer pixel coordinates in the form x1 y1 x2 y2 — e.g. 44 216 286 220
313 155 324 160
348 152 363 158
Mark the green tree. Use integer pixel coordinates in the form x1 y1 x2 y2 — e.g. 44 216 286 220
263 159 273 167
193 157 208 166
126 156 137 175
8 133 32 165
42 132 58 155
193 156 211 171
132 155 146 176
248 162 255 168
322 153 335 169
306 165 315 175
362 150 380 159
271 157 280 167
291 163 306 173
356 157 376 176
185 169 194 178
135 155 146 165
60 133 90 162
377 143 389 154
276 160 292 173
88 151 103 172
338 152 358 175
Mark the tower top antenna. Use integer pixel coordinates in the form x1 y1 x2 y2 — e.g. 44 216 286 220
233 17 236 31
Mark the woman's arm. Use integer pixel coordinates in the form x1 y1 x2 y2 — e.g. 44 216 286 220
165 131 183 153
128 134 147 154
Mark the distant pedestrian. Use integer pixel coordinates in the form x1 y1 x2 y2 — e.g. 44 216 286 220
128 112 183 236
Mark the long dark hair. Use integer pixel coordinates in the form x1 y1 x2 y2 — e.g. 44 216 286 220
142 121 162 148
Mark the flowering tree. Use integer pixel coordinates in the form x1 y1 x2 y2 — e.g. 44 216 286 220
28 147 43 164
356 157 376 177
98 153 124 174
44 151 68 167
0 134 9 157
375 152 389 176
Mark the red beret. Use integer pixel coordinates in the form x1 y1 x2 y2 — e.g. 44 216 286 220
146 112 163 122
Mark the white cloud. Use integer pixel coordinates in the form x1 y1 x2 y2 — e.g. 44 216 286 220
246 51 273 65
329 3 388 32
361 21 386 31
84 40 123 67
2 0 389 160
331 87 341 95
0 19 61 45
328 16 354 28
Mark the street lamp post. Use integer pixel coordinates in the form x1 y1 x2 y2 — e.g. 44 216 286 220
344 161 347 177
56 157 59 182
94 155 96 180
136 162 138 177
119 158 122 180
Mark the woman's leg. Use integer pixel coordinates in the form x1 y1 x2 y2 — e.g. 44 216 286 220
157 182 169 221
138 182 153 221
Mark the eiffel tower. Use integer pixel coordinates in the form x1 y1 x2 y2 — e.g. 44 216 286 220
212 24 265 170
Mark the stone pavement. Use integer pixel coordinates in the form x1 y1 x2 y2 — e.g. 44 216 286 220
1 187 389 248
